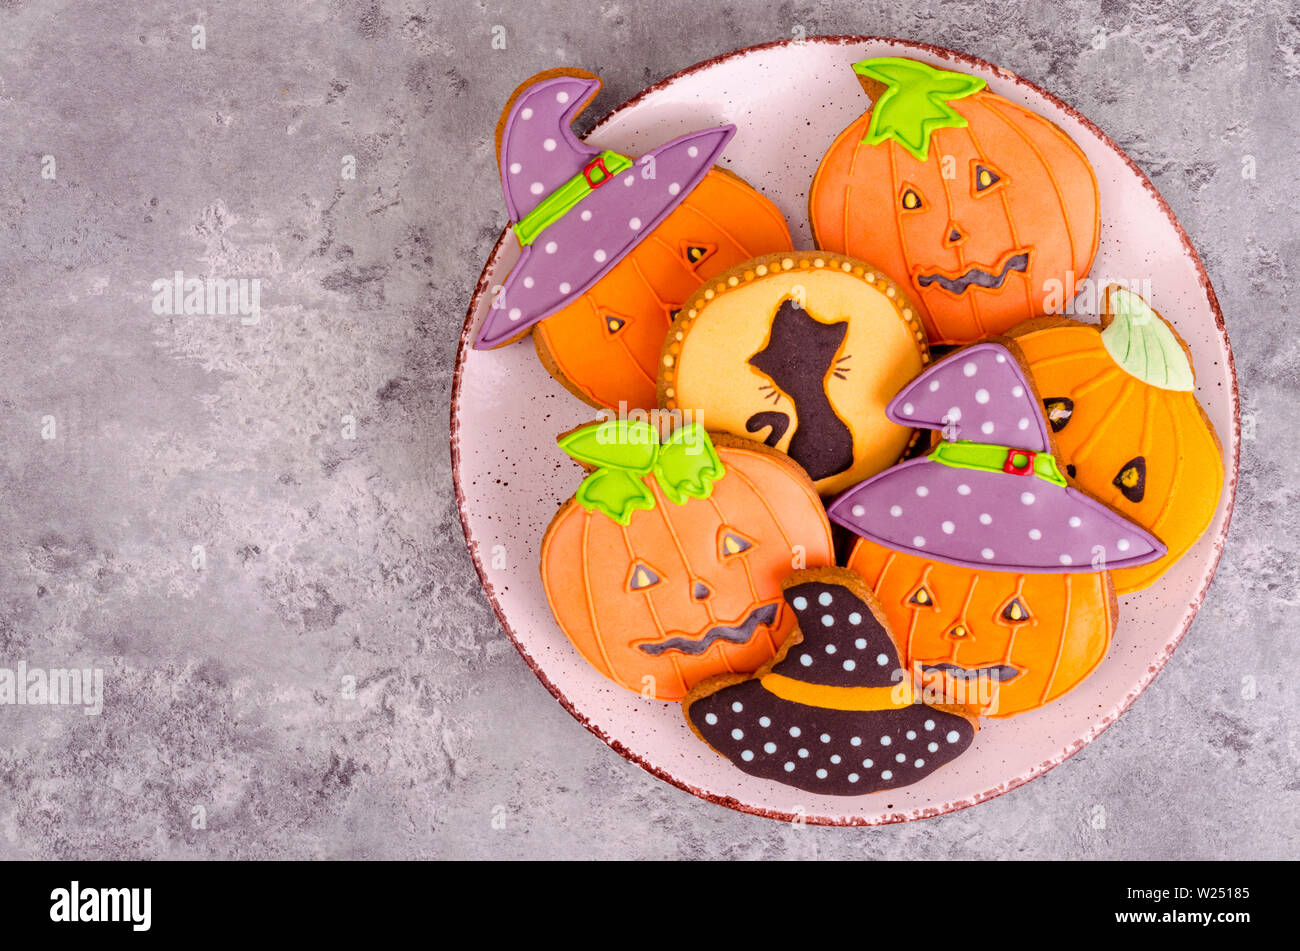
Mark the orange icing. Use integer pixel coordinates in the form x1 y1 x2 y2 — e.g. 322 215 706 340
534 170 792 410
542 438 834 701
846 538 1115 718
810 76 1100 346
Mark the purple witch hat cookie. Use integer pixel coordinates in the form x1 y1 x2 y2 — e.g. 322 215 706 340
475 69 735 349
827 342 1166 573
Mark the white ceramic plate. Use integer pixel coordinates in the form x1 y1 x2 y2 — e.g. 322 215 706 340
451 36 1239 824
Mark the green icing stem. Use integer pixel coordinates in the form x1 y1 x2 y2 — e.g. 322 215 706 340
928 441 1068 487
1102 287 1195 392
853 57 987 162
513 150 632 247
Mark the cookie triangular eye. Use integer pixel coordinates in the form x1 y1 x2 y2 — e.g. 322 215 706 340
717 529 754 559
1001 597 1032 623
1043 397 1074 433
907 585 936 608
1113 456 1147 503
973 163 1002 192
900 185 924 211
626 562 662 592
604 314 627 336
681 242 716 268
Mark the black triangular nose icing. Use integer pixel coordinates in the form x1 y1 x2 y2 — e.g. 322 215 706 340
776 580 898 688
949 228 962 242
692 581 710 600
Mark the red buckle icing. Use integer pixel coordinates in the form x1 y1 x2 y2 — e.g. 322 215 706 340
1003 448 1036 476
582 156 612 188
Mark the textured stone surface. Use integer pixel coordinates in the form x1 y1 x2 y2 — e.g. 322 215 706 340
0 0 1295 859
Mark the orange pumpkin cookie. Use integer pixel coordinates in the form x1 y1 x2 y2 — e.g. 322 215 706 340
475 69 792 411
846 540 1116 718
810 57 1100 346
827 340 1166 718
541 420 834 701
685 567 978 795
658 252 929 496
1007 285 1224 594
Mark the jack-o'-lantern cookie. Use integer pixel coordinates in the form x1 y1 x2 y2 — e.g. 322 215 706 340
810 57 1100 345
658 252 929 496
541 419 834 701
474 69 792 411
1006 285 1224 594
685 567 978 795
828 340 1166 717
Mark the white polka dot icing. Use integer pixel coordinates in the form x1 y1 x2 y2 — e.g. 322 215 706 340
680 579 980 794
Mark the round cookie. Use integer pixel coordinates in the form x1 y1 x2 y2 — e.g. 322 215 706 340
475 68 792 411
1006 285 1224 594
541 420 834 702
810 57 1100 346
684 567 978 795
658 252 929 497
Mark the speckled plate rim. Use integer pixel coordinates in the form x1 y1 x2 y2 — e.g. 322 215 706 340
450 35 1240 826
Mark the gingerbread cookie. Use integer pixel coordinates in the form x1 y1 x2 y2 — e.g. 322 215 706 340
810 57 1100 345
827 340 1166 717
475 69 792 411
1006 285 1224 594
541 420 834 701
658 252 929 497
684 568 977 795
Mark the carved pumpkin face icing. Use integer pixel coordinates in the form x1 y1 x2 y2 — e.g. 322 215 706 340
810 57 1100 346
846 539 1116 717
533 169 793 410
541 422 834 701
828 339 1166 717
659 253 929 496
1007 286 1225 594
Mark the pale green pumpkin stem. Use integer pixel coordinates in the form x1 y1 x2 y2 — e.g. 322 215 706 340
1101 285 1195 392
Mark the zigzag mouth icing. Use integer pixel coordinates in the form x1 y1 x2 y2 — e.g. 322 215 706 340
924 663 1022 684
638 602 779 656
916 252 1029 295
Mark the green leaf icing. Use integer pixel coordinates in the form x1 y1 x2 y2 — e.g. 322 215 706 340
1101 286 1195 392
574 468 656 525
558 419 658 472
558 421 725 524
654 423 725 505
853 57 987 162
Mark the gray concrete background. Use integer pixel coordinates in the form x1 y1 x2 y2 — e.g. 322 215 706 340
0 0 1295 859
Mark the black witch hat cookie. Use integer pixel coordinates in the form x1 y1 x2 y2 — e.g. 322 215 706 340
684 567 978 795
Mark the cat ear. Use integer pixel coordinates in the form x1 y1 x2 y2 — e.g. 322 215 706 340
887 342 1051 452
